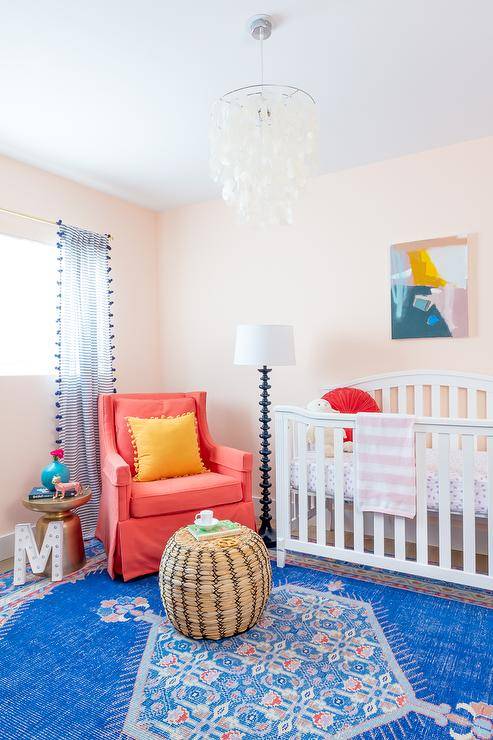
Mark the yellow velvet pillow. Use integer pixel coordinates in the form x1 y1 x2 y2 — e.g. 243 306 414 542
126 412 207 482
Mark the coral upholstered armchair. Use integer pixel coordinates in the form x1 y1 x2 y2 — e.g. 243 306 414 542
95 392 255 580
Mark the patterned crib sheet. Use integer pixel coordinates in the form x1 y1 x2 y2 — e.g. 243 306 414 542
289 449 489 517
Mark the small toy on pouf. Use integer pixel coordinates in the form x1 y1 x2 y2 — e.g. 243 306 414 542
52 477 83 500
306 398 353 455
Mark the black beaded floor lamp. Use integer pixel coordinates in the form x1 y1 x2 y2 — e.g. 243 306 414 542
234 324 295 548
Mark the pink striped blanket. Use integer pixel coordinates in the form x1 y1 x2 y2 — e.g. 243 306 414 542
355 412 416 518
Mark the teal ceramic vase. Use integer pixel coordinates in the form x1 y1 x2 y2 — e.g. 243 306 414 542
41 459 70 491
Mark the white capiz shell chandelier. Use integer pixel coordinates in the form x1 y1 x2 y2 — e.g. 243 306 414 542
209 16 318 226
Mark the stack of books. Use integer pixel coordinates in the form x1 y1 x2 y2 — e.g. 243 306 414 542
28 487 55 501
187 520 243 541
28 486 81 501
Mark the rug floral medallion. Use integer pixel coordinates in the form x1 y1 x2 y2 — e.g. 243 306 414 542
97 586 489 740
1 541 492 739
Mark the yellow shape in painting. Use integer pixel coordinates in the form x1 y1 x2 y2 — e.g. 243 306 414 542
408 249 447 287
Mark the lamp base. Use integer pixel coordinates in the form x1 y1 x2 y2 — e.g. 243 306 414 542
258 525 276 549
257 365 276 549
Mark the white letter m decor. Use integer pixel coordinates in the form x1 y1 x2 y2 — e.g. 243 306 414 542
13 522 64 585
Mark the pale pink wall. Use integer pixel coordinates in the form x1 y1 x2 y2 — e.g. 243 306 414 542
157 136 493 499
3 135 492 540
0 154 160 539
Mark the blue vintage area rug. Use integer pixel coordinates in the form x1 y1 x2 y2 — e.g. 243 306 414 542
0 541 492 739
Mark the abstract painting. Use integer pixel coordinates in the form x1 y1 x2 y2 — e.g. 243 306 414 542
390 236 469 339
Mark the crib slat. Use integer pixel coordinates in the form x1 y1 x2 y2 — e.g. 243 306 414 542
438 433 451 569
374 514 385 556
449 386 459 417
488 436 493 577
468 389 479 452
414 385 424 416
275 415 291 565
297 423 308 543
397 385 407 414
449 386 459 450
382 387 391 412
353 439 364 552
334 428 345 548
291 488 297 524
285 420 292 541
416 431 428 564
487 392 493 420
394 517 406 560
315 426 326 546
467 389 478 451
289 421 297 525
462 434 476 573
431 386 440 448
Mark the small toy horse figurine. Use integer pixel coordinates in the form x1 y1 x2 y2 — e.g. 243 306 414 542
52 477 82 500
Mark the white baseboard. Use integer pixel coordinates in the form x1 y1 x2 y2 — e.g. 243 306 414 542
0 524 36 562
0 530 14 561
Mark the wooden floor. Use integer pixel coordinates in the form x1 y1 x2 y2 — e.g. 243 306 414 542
0 557 13 574
0 530 487 578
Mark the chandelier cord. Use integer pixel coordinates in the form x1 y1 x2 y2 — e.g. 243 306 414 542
259 26 264 89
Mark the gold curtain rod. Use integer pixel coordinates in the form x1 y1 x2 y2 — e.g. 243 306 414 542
0 206 113 240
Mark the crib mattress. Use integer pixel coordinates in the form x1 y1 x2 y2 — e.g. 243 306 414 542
289 449 489 517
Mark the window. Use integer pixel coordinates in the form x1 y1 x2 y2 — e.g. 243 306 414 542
0 233 56 375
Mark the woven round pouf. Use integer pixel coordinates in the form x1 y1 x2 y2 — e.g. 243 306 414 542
159 525 272 640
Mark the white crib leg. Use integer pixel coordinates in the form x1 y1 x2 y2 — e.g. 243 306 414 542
275 413 289 569
277 537 286 568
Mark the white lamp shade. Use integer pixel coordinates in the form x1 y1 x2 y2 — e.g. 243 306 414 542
234 324 295 367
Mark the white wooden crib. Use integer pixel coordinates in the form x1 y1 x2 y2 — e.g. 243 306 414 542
274 370 493 590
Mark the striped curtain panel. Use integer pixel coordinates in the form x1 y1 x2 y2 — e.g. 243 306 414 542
55 222 116 536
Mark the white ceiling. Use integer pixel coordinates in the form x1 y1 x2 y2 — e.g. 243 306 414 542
1 0 493 211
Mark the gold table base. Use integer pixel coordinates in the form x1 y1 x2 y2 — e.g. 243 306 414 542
23 488 91 578
35 512 86 576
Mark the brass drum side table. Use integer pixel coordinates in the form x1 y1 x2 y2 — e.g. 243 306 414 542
22 488 91 577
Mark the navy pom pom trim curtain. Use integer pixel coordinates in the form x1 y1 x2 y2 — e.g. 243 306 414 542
55 222 116 536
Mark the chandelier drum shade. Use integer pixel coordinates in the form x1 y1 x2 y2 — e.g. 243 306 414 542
209 15 318 226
